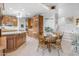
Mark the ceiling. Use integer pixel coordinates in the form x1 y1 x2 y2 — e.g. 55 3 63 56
58 3 79 17
3 3 51 17
2 3 79 18
42 3 79 17
42 3 57 8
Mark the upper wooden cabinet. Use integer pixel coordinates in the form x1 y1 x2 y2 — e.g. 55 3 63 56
2 16 17 26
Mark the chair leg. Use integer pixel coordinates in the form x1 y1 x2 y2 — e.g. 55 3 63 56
42 48 46 56
59 45 63 53
37 44 40 51
57 48 60 56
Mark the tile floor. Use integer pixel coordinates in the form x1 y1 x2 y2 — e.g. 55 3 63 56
5 36 79 56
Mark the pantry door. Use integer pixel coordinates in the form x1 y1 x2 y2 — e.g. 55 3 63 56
28 18 32 29
39 15 43 35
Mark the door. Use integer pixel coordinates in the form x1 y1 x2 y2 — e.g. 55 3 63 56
39 15 43 35
28 18 32 29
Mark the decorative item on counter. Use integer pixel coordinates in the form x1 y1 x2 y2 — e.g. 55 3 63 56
21 24 24 28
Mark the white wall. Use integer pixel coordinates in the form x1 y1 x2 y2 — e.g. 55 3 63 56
17 17 26 31
58 3 79 17
58 3 79 33
58 17 76 33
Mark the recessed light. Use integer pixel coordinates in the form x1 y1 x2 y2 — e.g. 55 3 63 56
9 8 12 10
27 13 30 15
21 9 24 11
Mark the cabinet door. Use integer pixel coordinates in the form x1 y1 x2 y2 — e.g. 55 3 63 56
0 50 3 56
15 34 23 48
15 35 20 48
7 36 15 51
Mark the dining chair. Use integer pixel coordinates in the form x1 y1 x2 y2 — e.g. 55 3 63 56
38 35 46 48
37 34 47 55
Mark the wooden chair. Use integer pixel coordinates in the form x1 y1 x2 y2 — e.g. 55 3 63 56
0 36 6 56
38 35 46 48
37 34 47 55
55 32 63 48
38 33 63 53
45 36 53 52
55 33 63 55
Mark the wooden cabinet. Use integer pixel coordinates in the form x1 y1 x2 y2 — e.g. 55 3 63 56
7 36 15 51
32 16 39 33
15 33 26 48
28 18 32 28
5 35 15 52
0 50 3 56
0 36 6 56
39 15 43 35
2 16 17 26
3 32 26 53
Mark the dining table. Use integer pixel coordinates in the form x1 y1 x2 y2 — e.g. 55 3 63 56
44 34 57 52
44 32 63 52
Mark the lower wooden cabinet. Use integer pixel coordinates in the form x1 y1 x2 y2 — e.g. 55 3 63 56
7 36 15 52
0 50 3 56
3 32 26 53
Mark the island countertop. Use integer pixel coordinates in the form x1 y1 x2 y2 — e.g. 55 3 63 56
2 31 26 35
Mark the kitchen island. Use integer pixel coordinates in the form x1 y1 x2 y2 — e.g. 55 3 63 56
2 31 26 53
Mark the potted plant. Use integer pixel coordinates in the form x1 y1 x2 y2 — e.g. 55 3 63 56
45 27 53 35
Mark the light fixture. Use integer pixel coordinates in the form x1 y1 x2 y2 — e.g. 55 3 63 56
27 13 30 15
21 9 24 11
9 8 13 10
16 12 23 18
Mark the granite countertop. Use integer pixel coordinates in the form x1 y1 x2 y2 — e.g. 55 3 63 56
2 31 26 35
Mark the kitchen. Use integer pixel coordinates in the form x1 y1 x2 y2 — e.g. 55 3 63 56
0 3 79 56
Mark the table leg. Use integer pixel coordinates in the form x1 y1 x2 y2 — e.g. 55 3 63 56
47 42 51 52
